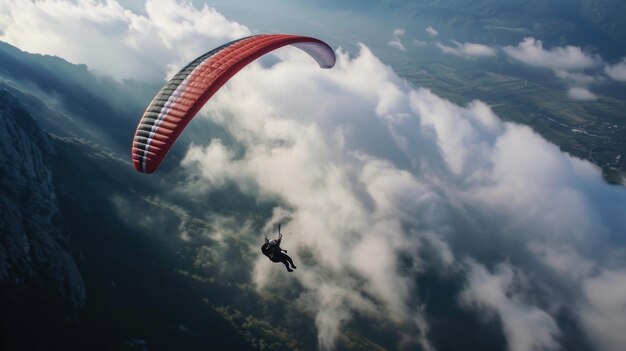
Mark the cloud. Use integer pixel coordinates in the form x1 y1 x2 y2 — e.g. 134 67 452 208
388 28 406 51
182 45 454 348
554 69 602 101
393 28 405 37
604 58 626 82
567 87 597 101
461 261 560 351
388 37 406 52
554 69 603 86
181 41 626 351
435 40 496 58
182 139 235 189
425 26 438 37
562 82 600 101
502 38 608 100
503 37 599 70
413 305 435 351
0 0 250 82
578 270 626 351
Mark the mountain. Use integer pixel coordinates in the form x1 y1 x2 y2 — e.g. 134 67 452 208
0 44 256 350
0 89 85 304
315 0 626 59
0 89 86 349
0 39 155 152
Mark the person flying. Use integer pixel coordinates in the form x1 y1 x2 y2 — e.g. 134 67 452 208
262 225 297 272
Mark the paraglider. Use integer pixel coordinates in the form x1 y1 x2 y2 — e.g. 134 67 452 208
262 225 297 272
131 34 336 174
131 34 332 269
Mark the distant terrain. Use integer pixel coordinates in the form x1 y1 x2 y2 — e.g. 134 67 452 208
355 0 626 183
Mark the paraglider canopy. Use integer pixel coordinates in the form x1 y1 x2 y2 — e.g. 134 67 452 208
131 34 336 174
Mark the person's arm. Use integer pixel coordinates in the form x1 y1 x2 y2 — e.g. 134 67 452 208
278 229 284 249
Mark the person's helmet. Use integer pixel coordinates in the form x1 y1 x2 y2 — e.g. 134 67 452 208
269 240 277 246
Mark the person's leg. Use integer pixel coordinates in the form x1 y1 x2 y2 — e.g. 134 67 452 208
280 258 293 272
283 254 296 269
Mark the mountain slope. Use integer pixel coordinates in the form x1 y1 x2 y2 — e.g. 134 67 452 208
0 89 85 304
0 89 87 350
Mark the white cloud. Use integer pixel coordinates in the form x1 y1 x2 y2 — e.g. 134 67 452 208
388 28 406 51
503 37 599 70
436 40 496 58
502 38 607 100
528 243 596 282
425 26 438 37
604 58 626 82
388 37 406 51
554 69 602 86
567 87 597 101
0 0 250 82
182 139 234 189
181 41 626 351
414 305 435 351
183 45 454 348
393 28 405 37
461 261 560 351
579 270 626 351
177 37 626 348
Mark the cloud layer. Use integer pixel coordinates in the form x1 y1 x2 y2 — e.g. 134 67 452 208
500 37 626 99
461 262 560 351
421 35 625 99
436 40 497 58
388 28 406 51
567 86 597 101
182 42 626 351
604 59 626 82
0 0 250 82
503 37 599 70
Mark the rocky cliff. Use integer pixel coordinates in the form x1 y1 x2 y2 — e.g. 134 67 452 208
0 89 85 306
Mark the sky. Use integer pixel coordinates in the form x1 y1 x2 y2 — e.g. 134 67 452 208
1 1 625 350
